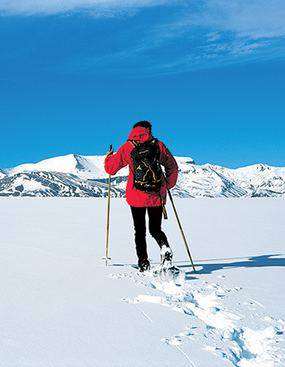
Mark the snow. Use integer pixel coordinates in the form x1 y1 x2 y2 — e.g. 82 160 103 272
0 197 284 366
13 176 45 191
3 154 127 180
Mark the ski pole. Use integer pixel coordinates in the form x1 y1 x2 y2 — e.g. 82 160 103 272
163 173 196 273
104 144 113 266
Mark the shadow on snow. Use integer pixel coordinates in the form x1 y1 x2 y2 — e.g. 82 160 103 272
179 253 285 275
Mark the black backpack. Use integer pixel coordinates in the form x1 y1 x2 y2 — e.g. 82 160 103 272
130 138 163 193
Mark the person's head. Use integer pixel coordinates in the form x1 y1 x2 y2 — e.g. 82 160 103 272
133 120 152 133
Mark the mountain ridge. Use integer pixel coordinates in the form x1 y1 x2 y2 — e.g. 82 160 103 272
1 154 284 197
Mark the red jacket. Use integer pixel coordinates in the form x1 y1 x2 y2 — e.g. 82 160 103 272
104 127 178 207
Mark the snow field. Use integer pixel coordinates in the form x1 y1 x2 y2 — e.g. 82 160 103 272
0 197 284 366
111 269 285 367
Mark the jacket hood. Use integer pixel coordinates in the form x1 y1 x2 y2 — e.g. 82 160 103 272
128 126 152 144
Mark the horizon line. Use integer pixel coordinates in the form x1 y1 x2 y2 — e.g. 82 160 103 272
1 152 285 172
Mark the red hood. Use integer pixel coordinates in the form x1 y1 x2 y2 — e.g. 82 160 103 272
128 126 152 144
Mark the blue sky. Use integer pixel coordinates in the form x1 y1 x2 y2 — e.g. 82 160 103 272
0 0 284 168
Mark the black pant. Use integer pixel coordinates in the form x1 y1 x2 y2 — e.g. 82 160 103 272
130 206 169 263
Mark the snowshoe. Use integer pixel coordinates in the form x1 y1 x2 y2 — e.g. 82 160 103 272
152 263 182 283
138 259 150 273
158 264 179 276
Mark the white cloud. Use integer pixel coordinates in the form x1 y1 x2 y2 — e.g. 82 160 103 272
2 0 284 75
0 0 174 16
190 0 285 39
206 32 221 43
131 0 285 74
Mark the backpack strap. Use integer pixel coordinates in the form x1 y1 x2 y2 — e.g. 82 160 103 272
127 138 157 147
127 139 138 147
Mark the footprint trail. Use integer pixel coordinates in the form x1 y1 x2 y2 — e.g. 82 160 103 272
110 267 285 367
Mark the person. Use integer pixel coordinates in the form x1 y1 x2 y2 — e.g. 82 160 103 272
104 121 178 272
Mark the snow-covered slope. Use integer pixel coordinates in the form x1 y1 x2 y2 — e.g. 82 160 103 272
1 154 285 197
0 171 124 197
175 162 285 198
0 198 284 367
4 154 122 179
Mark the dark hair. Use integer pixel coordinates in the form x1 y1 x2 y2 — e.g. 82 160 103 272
133 120 152 131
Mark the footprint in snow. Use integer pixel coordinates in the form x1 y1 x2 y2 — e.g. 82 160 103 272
110 270 285 367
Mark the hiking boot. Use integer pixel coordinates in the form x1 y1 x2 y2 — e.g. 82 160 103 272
138 259 150 272
160 245 173 265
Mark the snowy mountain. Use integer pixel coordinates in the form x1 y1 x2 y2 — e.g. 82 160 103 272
1 154 285 197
